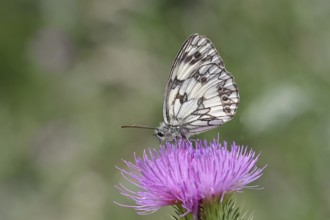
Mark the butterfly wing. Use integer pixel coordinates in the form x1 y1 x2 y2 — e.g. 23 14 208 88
163 34 239 136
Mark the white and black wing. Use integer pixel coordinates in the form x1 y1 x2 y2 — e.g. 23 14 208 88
163 34 239 136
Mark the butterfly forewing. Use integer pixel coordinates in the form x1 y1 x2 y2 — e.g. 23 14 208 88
163 34 239 138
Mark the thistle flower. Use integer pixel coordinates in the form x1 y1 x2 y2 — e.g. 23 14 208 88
115 138 265 219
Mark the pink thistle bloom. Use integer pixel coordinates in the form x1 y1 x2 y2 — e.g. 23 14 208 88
115 138 265 218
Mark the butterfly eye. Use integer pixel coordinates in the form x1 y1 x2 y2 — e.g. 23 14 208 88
157 131 164 137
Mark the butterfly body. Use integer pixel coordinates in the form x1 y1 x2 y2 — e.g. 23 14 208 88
123 34 240 142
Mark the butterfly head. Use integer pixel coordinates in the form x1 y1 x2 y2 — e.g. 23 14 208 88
154 122 187 142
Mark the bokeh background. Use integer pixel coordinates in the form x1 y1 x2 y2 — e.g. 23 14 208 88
1 0 330 220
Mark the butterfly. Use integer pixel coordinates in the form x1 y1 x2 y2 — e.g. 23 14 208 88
122 34 240 141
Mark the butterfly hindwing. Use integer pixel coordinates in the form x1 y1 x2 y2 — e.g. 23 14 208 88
163 34 239 137
183 64 239 134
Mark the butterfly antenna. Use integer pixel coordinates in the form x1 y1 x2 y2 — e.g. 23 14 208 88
121 124 156 129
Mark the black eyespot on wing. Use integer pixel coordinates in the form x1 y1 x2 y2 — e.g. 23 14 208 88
224 105 231 114
221 94 229 103
200 77 207 84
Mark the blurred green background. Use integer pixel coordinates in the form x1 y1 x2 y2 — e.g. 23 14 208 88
1 0 330 220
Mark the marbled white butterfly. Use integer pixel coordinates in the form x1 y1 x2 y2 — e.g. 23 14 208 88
122 34 240 141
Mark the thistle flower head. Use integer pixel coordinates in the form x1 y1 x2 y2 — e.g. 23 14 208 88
116 138 265 218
